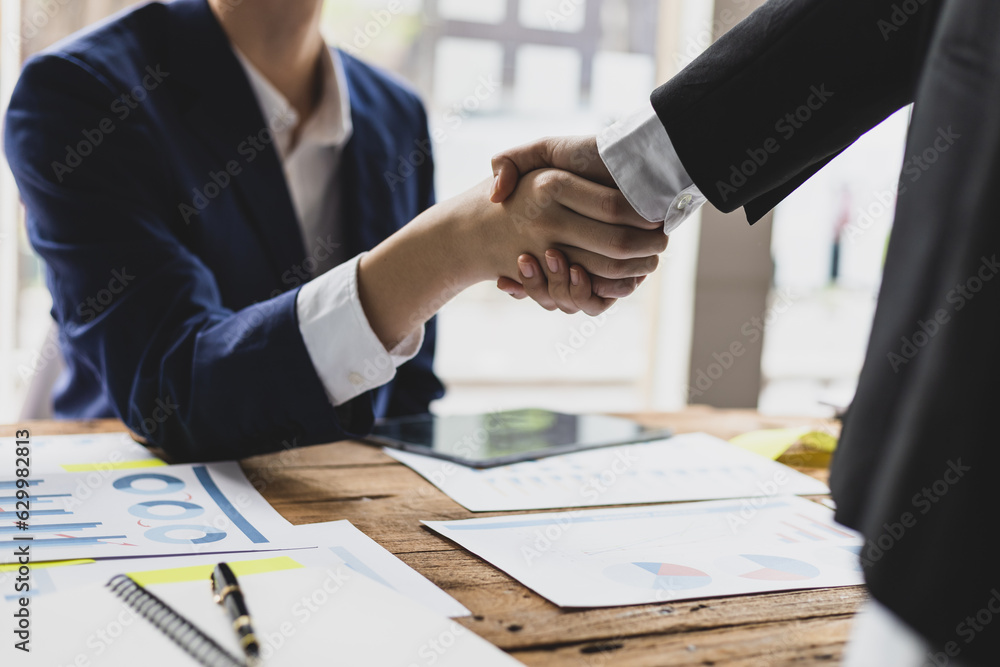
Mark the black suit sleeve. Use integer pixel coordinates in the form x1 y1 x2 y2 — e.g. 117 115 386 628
652 0 943 222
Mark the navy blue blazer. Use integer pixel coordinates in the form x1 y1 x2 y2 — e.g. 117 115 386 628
4 0 443 460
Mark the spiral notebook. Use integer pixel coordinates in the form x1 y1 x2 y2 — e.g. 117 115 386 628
105 575 244 667
1 567 521 665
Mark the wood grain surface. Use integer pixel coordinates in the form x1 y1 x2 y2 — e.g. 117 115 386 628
2 408 863 666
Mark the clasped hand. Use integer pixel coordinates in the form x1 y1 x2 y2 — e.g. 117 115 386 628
485 135 665 315
354 135 665 349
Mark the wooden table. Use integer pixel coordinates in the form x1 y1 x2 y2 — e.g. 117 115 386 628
3 407 864 666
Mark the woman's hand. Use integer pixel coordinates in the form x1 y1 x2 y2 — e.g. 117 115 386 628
450 169 667 286
498 249 645 315
356 167 666 349
486 136 667 314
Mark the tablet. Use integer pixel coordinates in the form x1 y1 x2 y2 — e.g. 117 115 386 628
364 408 672 468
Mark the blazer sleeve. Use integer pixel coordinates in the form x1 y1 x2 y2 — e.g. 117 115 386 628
652 0 944 223
4 54 373 461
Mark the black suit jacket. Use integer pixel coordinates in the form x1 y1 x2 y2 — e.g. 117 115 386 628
653 0 998 661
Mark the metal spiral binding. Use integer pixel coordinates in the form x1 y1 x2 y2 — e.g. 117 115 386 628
105 574 247 667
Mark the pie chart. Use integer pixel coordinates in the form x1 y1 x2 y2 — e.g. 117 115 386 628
604 562 712 591
723 554 820 581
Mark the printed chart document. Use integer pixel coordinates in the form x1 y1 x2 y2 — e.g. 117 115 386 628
10 520 468 618
0 461 291 563
0 566 520 666
388 433 829 511
0 431 162 474
425 496 863 607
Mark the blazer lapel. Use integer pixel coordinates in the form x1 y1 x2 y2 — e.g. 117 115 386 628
337 56 395 259
166 0 305 285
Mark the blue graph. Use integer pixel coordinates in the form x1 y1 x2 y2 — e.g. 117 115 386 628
0 464 269 555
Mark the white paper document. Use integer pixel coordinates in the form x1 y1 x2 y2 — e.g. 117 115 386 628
0 461 291 563
1 431 162 474
388 432 829 511
1 567 519 666
424 496 863 607
9 520 468 618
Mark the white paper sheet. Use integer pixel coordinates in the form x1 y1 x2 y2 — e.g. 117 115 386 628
12 520 468 618
0 461 291 563
388 432 829 511
2 432 162 474
424 496 863 607
0 567 519 666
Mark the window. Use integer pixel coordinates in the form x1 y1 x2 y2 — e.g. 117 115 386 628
2 0 692 421
325 0 671 414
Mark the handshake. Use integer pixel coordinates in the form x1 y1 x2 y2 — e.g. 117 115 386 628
358 134 670 349
465 135 666 316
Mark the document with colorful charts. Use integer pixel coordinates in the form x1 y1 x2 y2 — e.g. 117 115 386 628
424 496 864 608
1 567 517 666
0 461 291 563
387 432 830 512
1 431 163 474
3 520 467 618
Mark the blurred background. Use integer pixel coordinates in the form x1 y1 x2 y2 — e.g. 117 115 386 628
0 0 908 423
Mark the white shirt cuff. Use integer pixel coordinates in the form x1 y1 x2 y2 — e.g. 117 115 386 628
296 253 425 406
597 101 707 235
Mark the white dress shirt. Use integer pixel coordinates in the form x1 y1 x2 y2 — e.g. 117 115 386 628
235 47 424 407
597 102 706 234
843 598 954 666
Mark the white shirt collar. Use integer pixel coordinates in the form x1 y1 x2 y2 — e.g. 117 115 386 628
233 44 353 160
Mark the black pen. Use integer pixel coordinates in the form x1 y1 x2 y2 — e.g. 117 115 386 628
211 563 260 666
